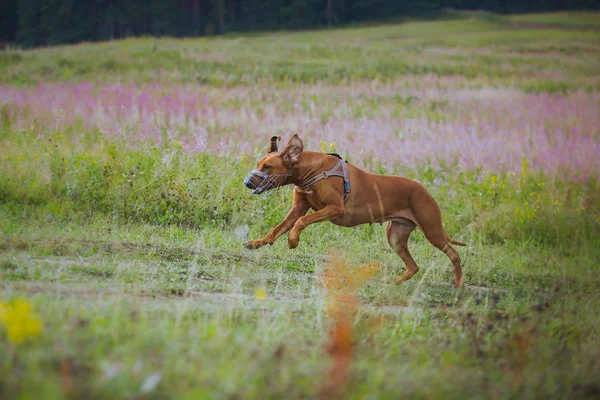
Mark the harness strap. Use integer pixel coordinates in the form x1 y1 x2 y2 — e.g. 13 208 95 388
283 164 294 185
295 159 351 202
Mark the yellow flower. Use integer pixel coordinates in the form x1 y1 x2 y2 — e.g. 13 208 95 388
0 298 43 345
320 141 328 153
254 288 268 300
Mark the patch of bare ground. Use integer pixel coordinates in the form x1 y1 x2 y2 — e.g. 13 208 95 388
3 281 413 315
1 236 320 267
425 281 507 292
464 284 508 292
31 256 88 266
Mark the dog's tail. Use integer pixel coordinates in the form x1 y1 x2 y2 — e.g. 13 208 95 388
447 235 466 246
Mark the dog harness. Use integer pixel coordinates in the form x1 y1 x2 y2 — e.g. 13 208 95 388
295 153 351 202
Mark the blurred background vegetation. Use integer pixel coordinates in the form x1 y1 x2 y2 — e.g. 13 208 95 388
1 0 599 48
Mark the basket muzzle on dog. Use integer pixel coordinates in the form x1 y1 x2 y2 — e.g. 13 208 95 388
243 167 293 195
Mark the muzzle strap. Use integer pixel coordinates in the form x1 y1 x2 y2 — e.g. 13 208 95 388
244 165 295 195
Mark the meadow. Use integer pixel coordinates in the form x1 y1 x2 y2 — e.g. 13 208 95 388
1 12 600 399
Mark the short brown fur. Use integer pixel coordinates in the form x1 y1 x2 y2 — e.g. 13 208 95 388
244 134 466 287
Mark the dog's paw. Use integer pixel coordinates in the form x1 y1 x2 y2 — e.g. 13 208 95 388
243 240 262 250
380 276 394 285
391 276 407 285
288 237 299 249
451 278 465 288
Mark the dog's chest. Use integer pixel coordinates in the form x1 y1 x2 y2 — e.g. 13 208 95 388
306 195 328 211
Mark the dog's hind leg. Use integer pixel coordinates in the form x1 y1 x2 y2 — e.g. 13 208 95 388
386 220 418 284
427 234 463 287
423 233 464 287
410 189 464 287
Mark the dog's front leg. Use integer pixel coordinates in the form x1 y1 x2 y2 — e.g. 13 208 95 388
244 193 310 250
288 204 345 249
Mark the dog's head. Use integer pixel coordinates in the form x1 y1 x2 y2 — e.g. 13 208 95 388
244 134 304 194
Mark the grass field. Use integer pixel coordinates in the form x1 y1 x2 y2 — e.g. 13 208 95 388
508 11 600 27
1 12 600 399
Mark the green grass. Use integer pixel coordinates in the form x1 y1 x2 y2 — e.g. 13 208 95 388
1 204 599 399
1 139 598 398
1 12 600 400
1 16 599 89
508 11 600 27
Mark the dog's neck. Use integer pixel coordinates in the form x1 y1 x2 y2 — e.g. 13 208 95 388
288 151 331 187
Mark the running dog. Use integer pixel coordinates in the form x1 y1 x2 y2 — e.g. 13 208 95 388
243 135 466 286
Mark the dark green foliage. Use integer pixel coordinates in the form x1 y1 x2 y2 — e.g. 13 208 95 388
2 0 599 48
0 0 18 44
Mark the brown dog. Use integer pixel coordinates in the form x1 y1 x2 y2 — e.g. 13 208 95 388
243 134 466 286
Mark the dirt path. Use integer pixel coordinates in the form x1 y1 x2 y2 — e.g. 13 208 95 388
2 280 416 315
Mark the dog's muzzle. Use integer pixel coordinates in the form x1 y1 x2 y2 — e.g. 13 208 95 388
244 169 292 195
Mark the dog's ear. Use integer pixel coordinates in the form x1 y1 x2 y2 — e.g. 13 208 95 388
269 136 281 153
281 134 303 165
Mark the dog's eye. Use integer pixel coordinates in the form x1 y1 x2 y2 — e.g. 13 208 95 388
263 165 271 170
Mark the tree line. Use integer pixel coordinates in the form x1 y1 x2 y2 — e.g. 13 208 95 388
1 0 597 47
